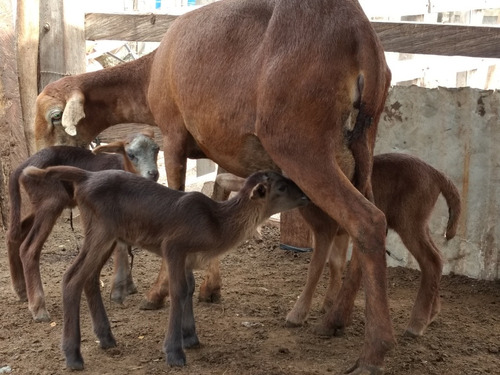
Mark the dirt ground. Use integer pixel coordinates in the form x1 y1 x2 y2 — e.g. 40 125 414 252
0 216 499 375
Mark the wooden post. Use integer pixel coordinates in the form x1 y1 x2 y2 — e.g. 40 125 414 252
0 0 30 229
196 159 216 177
16 0 40 154
280 210 313 252
39 0 86 91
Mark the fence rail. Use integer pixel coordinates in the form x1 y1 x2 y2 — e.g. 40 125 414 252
85 13 500 58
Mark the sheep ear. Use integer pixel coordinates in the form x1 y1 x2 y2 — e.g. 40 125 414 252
250 183 267 200
92 141 126 155
61 91 85 136
141 128 155 139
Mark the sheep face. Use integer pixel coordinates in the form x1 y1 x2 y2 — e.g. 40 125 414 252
125 133 160 181
246 171 309 217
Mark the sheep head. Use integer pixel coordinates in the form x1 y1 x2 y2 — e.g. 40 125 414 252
34 83 89 151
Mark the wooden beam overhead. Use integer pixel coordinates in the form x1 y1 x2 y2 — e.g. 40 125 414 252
373 22 500 58
85 13 500 59
85 13 177 43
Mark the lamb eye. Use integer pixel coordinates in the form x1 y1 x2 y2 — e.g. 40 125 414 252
127 153 136 161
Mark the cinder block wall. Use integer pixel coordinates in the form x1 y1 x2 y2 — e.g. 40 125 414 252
376 85 499 280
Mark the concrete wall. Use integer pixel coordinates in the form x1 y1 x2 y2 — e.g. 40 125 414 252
375 85 499 280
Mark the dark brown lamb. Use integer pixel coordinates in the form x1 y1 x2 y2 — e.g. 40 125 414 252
22 166 309 370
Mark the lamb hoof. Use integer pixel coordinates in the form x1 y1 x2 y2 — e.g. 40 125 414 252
126 283 138 295
98 335 117 349
32 310 51 323
65 352 84 371
66 361 84 371
139 299 165 310
345 361 384 375
312 321 343 337
110 280 137 304
166 349 186 367
403 328 422 338
15 291 28 302
285 317 305 328
198 290 221 303
183 334 201 349
285 310 306 328
110 290 126 305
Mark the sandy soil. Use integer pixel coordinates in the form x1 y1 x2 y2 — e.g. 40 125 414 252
1 216 499 375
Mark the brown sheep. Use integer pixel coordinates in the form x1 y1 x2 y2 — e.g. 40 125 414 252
33 1 392 372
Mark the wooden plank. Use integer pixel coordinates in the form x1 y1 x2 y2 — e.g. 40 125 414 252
85 13 177 42
373 22 500 58
97 123 164 150
360 0 500 17
279 210 312 251
39 0 85 90
0 0 30 228
16 0 39 154
85 14 500 59
196 159 216 177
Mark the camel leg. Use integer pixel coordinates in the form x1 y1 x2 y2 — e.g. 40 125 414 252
258 135 394 372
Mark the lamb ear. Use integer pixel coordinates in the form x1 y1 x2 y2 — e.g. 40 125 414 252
141 128 155 139
92 141 126 155
61 91 85 136
215 173 245 192
250 183 267 200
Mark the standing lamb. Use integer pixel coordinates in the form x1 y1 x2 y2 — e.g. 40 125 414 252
6 131 160 322
284 153 462 337
22 166 309 369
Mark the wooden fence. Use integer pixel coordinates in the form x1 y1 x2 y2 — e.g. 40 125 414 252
85 14 500 58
